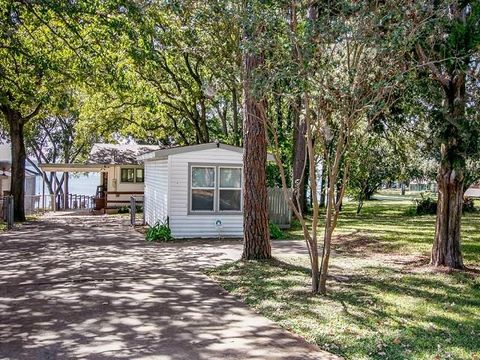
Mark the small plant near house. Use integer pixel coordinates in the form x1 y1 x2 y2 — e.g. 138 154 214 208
117 206 130 214
145 221 172 242
269 222 284 240
117 205 143 214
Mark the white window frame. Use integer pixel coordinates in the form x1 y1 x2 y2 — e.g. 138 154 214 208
188 163 243 214
190 165 216 213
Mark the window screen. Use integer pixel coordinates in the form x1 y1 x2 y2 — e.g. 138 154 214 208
219 167 241 211
191 167 215 211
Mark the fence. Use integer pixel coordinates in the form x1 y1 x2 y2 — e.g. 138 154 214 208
1 196 14 229
24 194 95 214
268 187 292 229
130 196 145 226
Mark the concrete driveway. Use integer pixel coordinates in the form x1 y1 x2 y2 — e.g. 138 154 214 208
0 213 339 360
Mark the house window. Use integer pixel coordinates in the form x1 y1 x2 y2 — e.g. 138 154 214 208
121 168 135 182
120 168 144 183
136 168 144 183
191 167 215 211
190 165 242 213
219 167 242 211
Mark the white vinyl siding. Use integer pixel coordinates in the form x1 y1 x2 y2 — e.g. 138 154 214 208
144 159 168 226
168 148 243 238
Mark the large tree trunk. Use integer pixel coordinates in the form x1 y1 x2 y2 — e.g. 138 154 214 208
432 157 464 268
7 110 27 222
431 72 466 269
241 0 271 260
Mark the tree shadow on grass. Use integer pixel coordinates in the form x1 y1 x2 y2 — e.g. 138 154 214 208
212 258 480 359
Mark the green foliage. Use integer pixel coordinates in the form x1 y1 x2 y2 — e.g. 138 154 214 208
117 206 130 214
269 222 284 240
145 221 172 242
414 193 438 215
463 197 477 213
117 205 143 214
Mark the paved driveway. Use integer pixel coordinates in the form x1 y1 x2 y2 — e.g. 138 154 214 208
0 213 338 360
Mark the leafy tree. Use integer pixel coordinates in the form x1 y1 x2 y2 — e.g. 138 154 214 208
263 1 408 294
411 1 480 268
348 135 399 214
0 0 131 220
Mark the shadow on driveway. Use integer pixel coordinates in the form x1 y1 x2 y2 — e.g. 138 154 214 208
0 213 339 360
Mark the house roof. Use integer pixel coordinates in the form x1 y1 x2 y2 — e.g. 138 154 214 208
88 143 163 165
138 142 275 161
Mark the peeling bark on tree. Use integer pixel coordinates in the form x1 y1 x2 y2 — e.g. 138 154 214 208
432 158 464 269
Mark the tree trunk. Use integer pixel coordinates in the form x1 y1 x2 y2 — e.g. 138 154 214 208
7 110 27 222
64 172 69 210
241 1 271 260
292 101 307 214
431 158 464 269
232 87 240 146
431 71 466 270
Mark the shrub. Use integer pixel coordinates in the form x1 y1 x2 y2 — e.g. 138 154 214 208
117 206 130 214
145 221 172 242
463 197 477 213
269 222 284 239
414 193 437 215
413 194 477 215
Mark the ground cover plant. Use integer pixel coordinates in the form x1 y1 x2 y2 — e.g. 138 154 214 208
207 193 480 359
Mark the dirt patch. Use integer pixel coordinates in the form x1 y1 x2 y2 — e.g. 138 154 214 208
332 231 381 254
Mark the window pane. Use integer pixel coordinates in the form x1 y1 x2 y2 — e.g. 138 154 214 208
191 189 215 211
219 189 241 211
136 168 144 182
121 168 135 182
220 168 241 188
192 167 215 188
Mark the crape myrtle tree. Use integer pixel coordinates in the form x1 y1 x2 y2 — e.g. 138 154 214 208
257 0 408 294
412 1 480 269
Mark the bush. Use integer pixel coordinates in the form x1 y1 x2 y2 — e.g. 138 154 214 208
117 205 143 214
269 222 284 240
117 206 130 214
145 221 172 242
463 197 477 213
414 193 437 215
413 194 477 215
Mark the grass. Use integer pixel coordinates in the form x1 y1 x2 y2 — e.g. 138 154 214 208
207 193 480 360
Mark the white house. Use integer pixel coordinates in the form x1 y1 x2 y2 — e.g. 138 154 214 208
139 142 274 238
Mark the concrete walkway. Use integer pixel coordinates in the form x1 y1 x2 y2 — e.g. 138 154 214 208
0 213 339 360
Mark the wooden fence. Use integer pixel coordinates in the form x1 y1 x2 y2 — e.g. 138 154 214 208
268 187 292 229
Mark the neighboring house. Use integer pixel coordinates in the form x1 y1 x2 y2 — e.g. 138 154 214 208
139 142 276 238
0 144 38 213
465 183 480 198
40 143 162 211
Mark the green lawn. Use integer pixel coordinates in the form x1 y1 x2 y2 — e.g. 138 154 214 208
207 195 480 360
